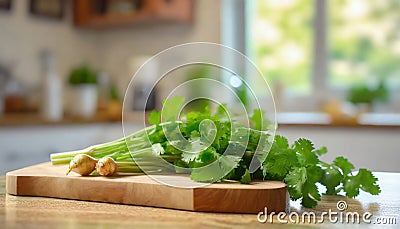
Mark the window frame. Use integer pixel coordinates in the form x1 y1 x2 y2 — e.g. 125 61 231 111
223 0 400 112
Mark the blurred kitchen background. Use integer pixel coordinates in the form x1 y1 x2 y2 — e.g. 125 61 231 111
0 0 399 174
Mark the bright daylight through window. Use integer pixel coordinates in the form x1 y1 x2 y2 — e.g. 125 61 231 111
248 0 400 111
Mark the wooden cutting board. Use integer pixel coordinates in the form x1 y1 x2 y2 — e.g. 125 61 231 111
6 162 289 214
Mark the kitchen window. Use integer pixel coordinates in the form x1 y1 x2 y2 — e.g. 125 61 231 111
243 0 400 112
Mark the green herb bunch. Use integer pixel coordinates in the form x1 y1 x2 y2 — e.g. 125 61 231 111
51 96 380 208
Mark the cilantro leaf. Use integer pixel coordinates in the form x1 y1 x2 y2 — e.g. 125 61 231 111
293 138 315 153
301 182 320 208
333 156 355 175
285 167 307 200
343 168 380 198
272 135 289 151
306 165 323 183
190 155 241 182
148 110 161 125
301 167 323 207
161 96 185 122
263 148 298 180
292 138 319 167
358 169 380 195
314 146 327 156
261 135 296 180
250 109 265 131
285 166 322 208
240 169 251 184
297 150 319 167
198 147 217 164
343 176 360 198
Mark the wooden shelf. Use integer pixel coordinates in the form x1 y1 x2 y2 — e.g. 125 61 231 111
74 0 193 28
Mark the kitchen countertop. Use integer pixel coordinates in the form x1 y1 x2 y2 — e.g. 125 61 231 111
0 111 150 127
0 172 399 228
0 112 122 127
276 112 400 128
2 112 400 128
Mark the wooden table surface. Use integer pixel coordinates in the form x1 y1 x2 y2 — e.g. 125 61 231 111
1 172 399 228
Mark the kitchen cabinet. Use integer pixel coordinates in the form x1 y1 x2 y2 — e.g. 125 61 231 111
73 0 193 28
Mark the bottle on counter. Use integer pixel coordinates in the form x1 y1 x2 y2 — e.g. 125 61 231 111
41 50 63 122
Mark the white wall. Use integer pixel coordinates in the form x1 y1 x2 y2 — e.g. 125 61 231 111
277 126 400 172
0 0 222 100
0 0 100 88
0 123 135 174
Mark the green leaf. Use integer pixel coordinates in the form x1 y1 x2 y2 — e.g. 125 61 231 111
301 182 320 208
306 182 321 201
285 167 307 200
190 130 200 138
240 169 251 184
190 155 241 183
147 125 166 144
250 109 265 131
344 176 361 198
292 138 319 167
285 165 322 207
314 146 327 156
297 150 319 167
263 148 297 180
293 138 315 153
306 165 323 183
212 121 231 152
273 135 289 151
358 169 380 195
148 110 161 125
198 147 217 164
161 96 185 123
301 194 318 208
343 168 381 198
333 156 355 175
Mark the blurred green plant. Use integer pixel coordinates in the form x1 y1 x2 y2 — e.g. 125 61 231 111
252 0 312 94
109 84 120 101
252 0 400 94
68 65 97 85
347 81 389 105
329 0 400 88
